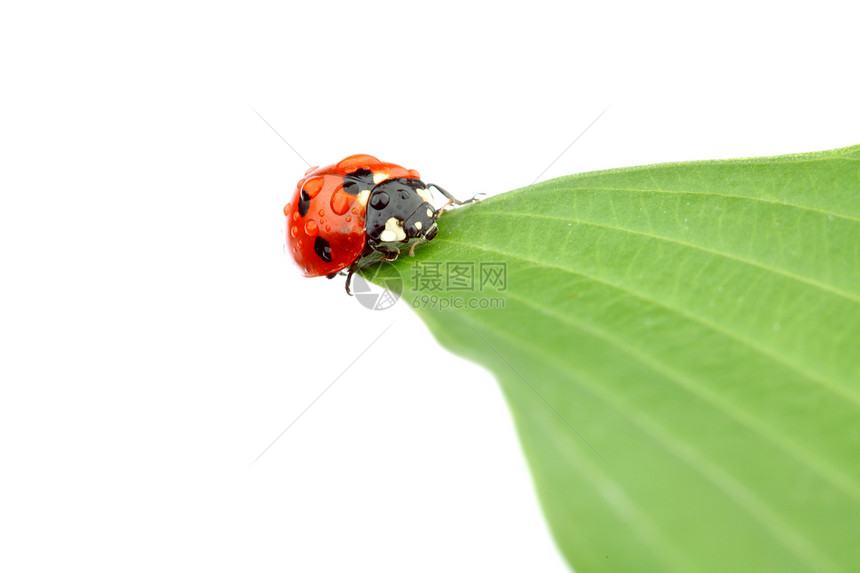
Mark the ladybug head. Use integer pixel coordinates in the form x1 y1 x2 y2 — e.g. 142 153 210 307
366 178 439 246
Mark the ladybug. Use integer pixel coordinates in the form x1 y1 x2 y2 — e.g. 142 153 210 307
284 154 477 294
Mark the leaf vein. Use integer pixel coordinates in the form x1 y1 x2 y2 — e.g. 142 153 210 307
521 185 860 224
434 236 860 407
491 287 860 503
470 210 860 305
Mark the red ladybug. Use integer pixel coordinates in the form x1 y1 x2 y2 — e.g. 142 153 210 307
284 154 476 294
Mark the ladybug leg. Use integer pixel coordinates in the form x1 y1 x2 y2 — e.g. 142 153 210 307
426 183 485 208
372 243 401 261
344 261 359 296
361 241 400 261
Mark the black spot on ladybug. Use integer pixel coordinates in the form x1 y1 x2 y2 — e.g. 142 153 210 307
314 236 332 262
342 168 376 195
370 191 390 209
298 190 310 217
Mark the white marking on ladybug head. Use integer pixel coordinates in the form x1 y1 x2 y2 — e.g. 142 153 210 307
373 171 389 184
380 217 407 242
426 208 433 218
416 187 433 204
356 189 370 207
414 221 422 231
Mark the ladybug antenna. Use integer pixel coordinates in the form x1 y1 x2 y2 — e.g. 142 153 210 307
409 236 426 256
433 199 453 218
343 262 359 296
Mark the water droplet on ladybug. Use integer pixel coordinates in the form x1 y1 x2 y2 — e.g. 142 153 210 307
331 188 352 215
337 154 380 170
304 176 324 197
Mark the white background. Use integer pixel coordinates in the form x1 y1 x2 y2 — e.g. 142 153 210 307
2 1 858 571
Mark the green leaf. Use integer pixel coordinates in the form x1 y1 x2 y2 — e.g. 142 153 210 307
362 144 860 572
